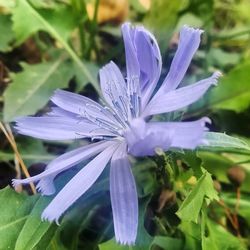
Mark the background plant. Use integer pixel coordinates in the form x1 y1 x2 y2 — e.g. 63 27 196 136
0 0 250 249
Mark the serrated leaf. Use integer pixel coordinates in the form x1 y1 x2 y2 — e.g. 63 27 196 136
0 14 15 52
12 0 77 45
202 218 246 250
0 187 38 250
3 58 73 121
199 132 250 153
10 0 99 91
15 196 56 250
151 236 184 250
176 170 218 223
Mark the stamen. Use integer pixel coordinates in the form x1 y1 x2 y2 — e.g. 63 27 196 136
127 75 141 119
101 107 128 129
77 106 122 136
104 78 130 126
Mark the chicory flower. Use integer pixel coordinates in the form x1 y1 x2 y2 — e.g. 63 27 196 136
12 23 220 245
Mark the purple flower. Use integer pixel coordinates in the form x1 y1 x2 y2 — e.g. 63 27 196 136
12 23 220 245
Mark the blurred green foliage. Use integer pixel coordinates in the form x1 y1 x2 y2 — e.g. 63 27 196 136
0 0 250 249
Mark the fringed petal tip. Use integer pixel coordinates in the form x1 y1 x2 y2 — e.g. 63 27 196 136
36 179 56 196
13 125 23 134
116 238 136 246
12 179 22 188
50 89 66 104
121 21 132 29
121 22 146 34
181 25 204 35
210 71 223 86
198 117 211 133
200 139 209 146
200 117 212 126
41 212 61 226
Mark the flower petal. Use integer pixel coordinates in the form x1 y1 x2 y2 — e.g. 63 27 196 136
110 143 138 245
51 89 120 127
41 142 118 223
99 61 129 122
125 118 172 157
15 116 113 140
46 107 76 118
143 72 221 117
134 26 162 108
122 23 162 109
12 141 114 195
121 23 140 87
148 118 210 149
159 25 203 94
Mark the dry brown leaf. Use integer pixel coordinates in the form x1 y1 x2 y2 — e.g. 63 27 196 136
139 0 151 10
87 0 129 24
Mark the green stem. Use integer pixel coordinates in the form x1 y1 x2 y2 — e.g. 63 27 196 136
71 0 89 57
213 29 250 41
231 159 250 166
85 0 99 59
93 0 100 23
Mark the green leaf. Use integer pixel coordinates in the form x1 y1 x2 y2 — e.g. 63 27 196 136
0 0 15 9
0 14 15 52
198 151 250 194
176 13 203 30
133 159 157 198
0 188 57 250
144 0 187 47
202 218 246 250
151 236 184 250
12 1 77 45
99 239 128 250
0 138 54 168
15 196 56 250
197 152 232 184
18 138 54 166
135 197 153 247
3 58 73 121
179 221 201 250
99 197 152 250
11 0 99 91
199 132 250 153
129 0 148 13
0 149 54 163
176 170 218 223
209 61 250 112
73 61 99 91
28 0 58 9
0 187 38 250
189 61 250 115
207 48 240 67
